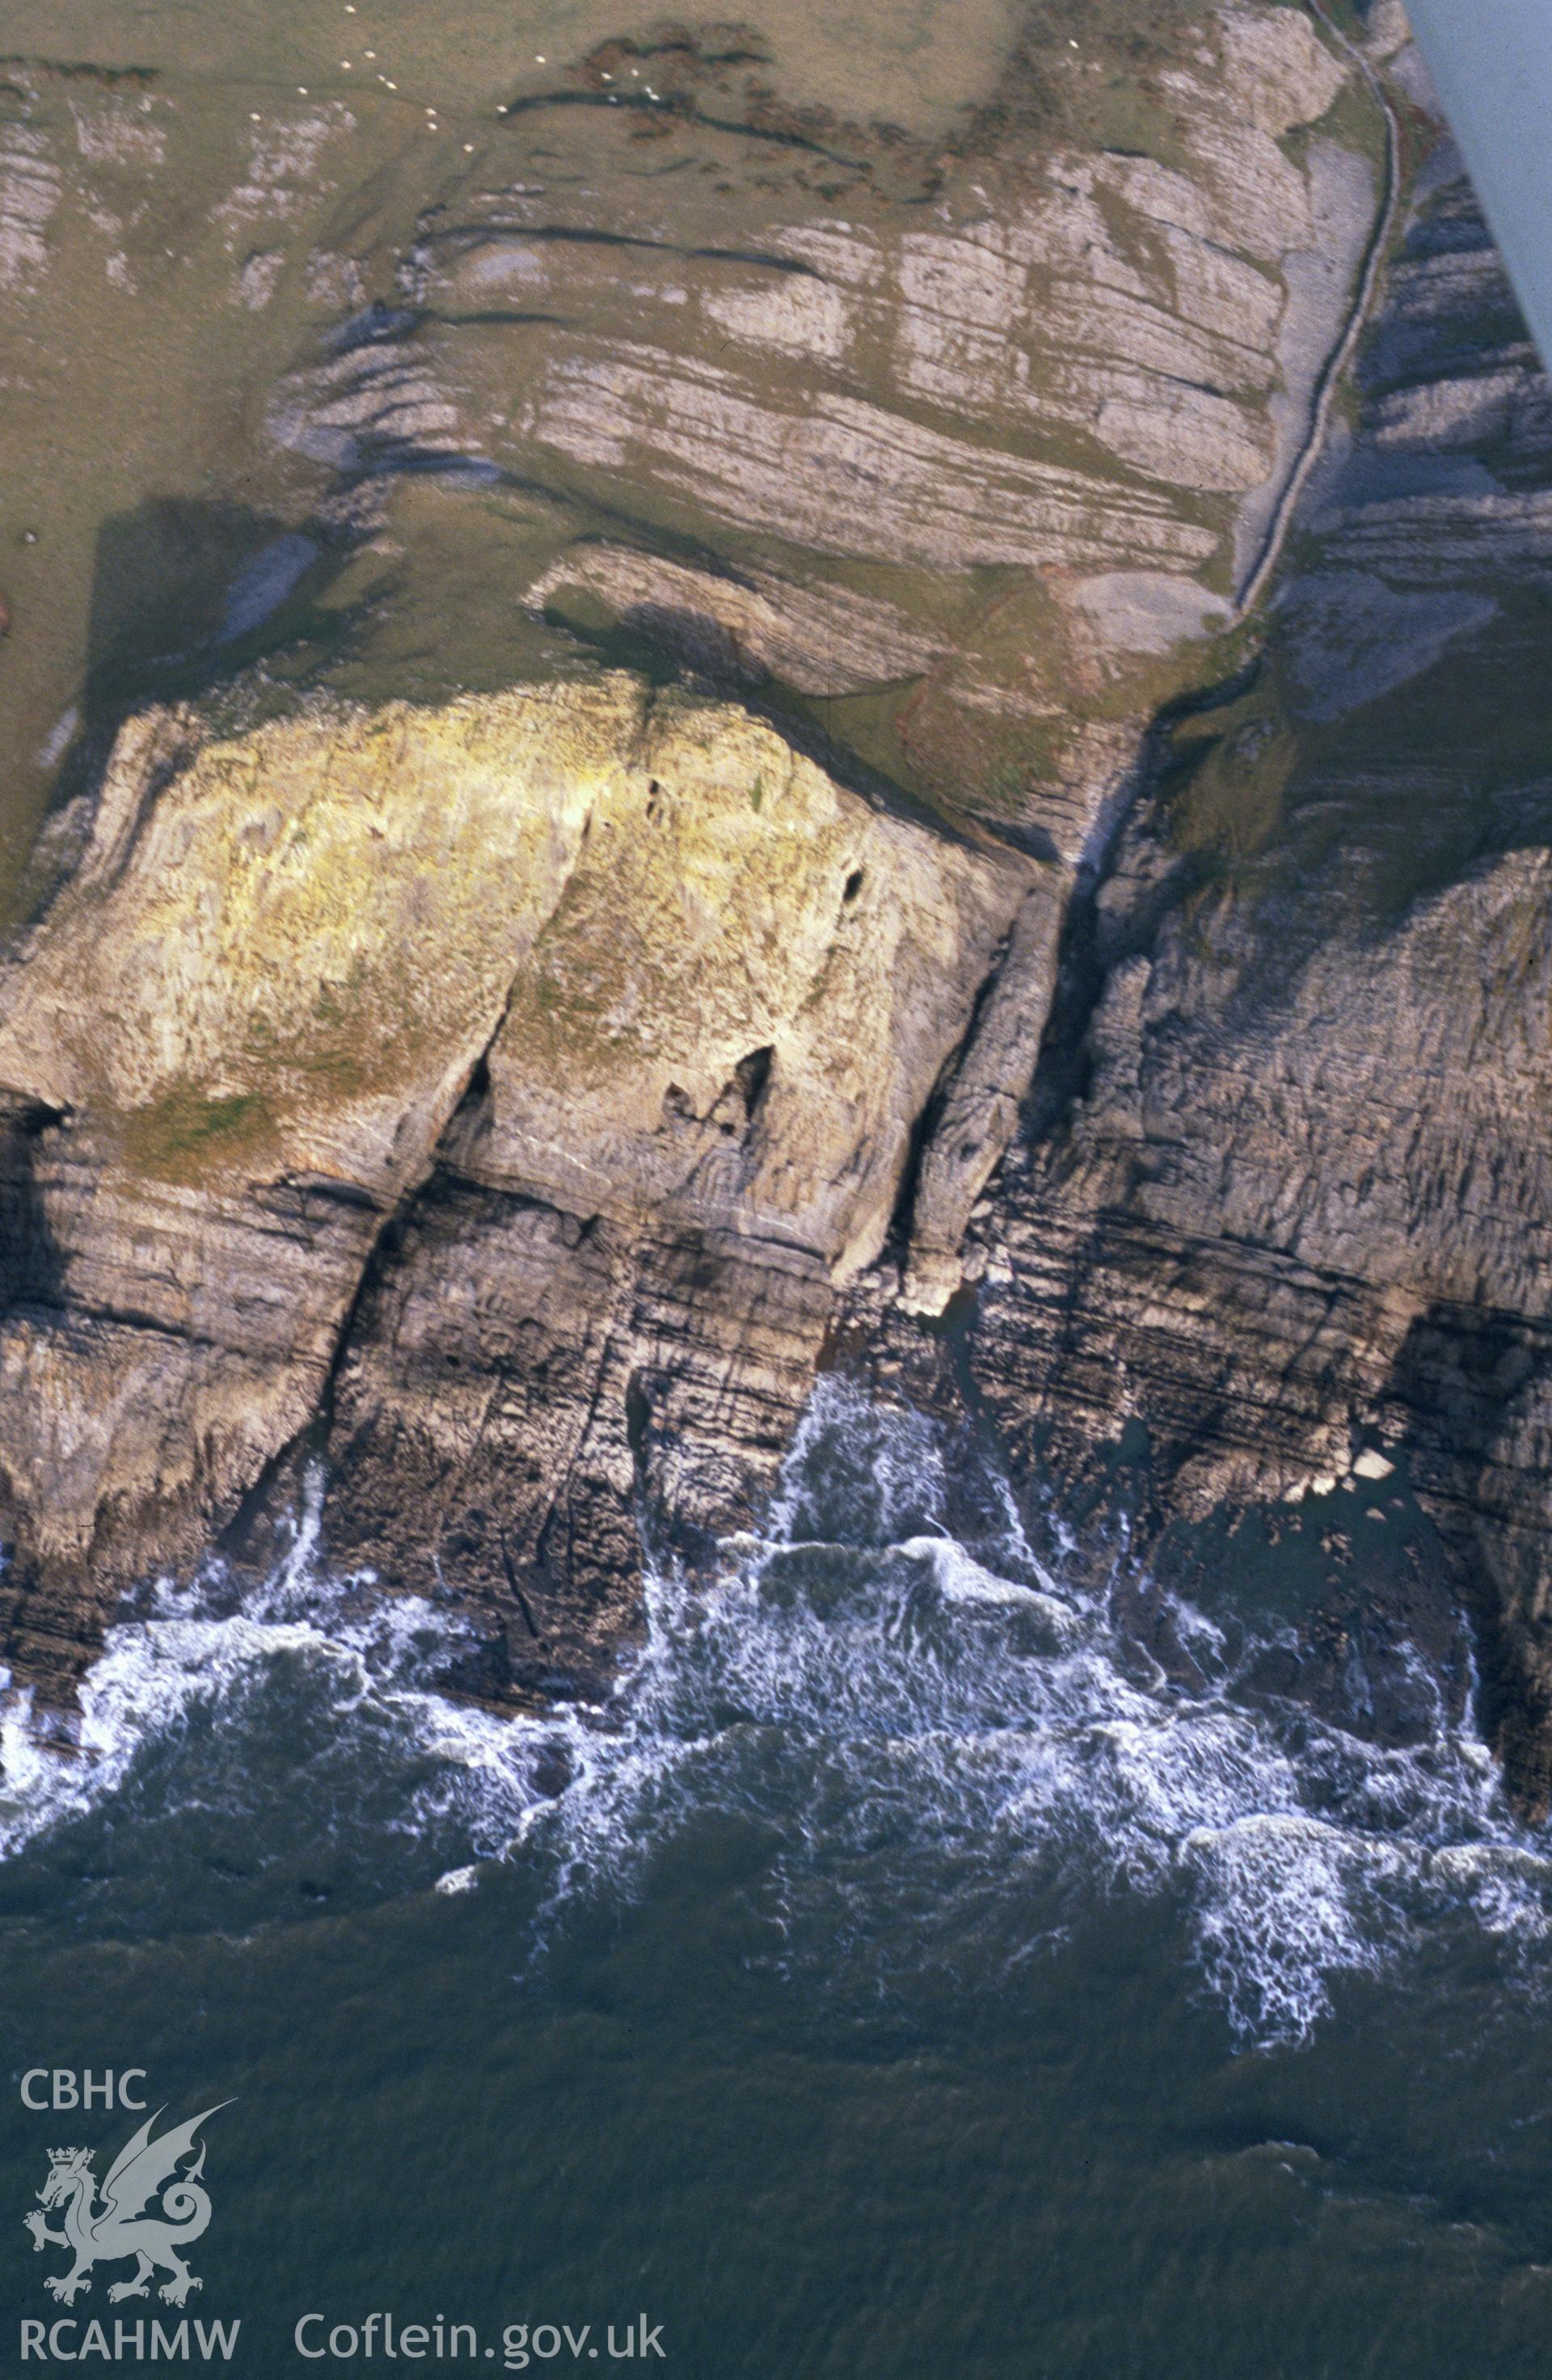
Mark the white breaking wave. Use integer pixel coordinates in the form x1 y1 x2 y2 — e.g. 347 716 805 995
0 1388 1549 2047
0 1471 553 1893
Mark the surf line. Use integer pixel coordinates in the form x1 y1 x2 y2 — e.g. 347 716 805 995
1233 0 1404 621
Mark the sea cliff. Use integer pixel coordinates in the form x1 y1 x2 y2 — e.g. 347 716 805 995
6 2 1552 1804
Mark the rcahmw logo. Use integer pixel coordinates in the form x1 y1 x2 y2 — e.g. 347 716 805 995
18 2075 239 2363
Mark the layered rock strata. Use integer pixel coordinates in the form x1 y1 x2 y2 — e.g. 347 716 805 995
13 1 1552 1814
947 120 1552 1808
0 678 1028 1695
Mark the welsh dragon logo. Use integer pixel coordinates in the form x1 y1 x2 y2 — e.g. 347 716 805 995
23 2103 231 2307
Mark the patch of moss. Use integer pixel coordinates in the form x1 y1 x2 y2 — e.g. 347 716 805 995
1164 682 1302 871
120 1083 274 1184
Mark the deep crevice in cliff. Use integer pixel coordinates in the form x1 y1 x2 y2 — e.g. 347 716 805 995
1007 648 1279 1181
885 919 1019 1264
213 997 522 1592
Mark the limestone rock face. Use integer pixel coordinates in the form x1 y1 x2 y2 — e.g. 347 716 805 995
1 0 1385 1711
948 132 1552 1809
0 678 1026 1694
258 0 1378 855
15 0 1552 1821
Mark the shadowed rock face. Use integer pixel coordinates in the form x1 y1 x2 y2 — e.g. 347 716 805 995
935 116 1552 1812
10 1 1552 1808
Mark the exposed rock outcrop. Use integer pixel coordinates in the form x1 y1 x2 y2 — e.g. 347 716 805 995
946 108 1552 1808
264 0 1379 845
13 0 1552 1821
0 677 1027 1694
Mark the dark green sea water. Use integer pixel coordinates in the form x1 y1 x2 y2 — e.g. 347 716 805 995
4 1386 1552 2378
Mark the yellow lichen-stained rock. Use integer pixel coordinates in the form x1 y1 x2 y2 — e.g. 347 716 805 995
0 678 648 1201
0 677 1027 1700
476 692 1026 1281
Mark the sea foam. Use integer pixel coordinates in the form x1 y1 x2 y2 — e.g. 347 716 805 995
1 1383 1548 2047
